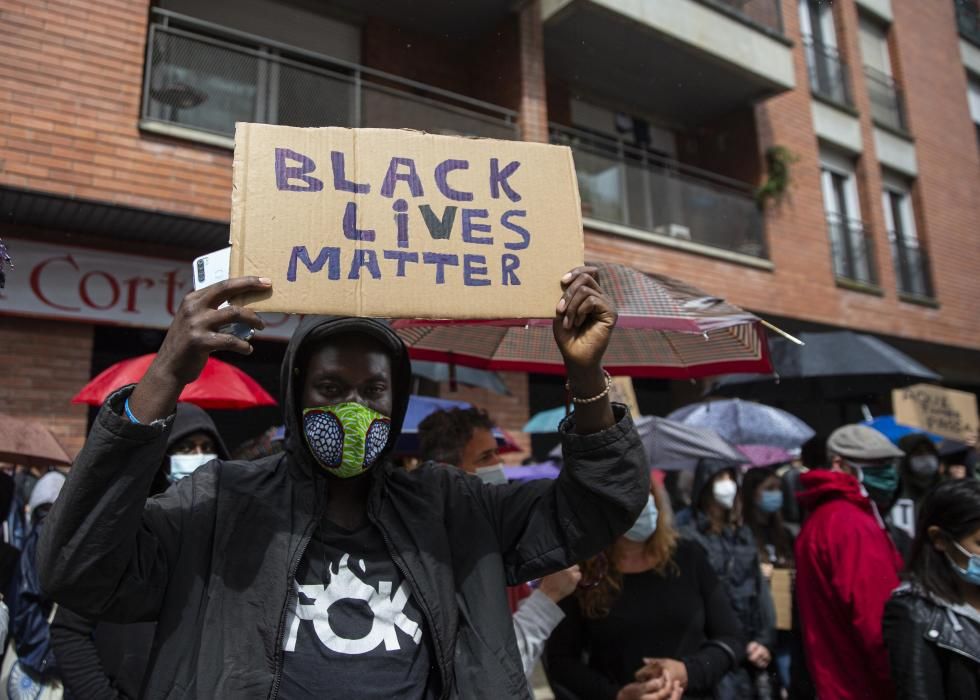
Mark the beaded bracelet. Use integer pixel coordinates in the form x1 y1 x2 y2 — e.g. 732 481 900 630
566 370 613 405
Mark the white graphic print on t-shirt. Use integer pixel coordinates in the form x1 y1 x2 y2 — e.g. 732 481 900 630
283 552 423 655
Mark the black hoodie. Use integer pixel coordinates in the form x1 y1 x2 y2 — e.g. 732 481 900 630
50 402 229 700
37 316 648 699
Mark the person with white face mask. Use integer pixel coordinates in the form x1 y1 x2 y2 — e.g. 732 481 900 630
897 434 943 529
680 459 777 699
49 402 228 700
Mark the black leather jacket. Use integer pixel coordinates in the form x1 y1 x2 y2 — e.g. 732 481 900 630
883 583 980 700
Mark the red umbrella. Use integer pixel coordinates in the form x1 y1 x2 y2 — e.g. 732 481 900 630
395 262 773 379
494 427 523 455
73 354 277 410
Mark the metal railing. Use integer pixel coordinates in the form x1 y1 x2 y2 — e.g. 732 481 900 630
955 0 980 47
803 36 853 107
141 9 518 142
865 66 908 133
707 0 784 34
550 124 768 259
889 234 934 298
826 214 878 286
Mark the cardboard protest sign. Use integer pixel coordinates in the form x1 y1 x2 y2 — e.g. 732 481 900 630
229 124 584 318
770 569 793 631
610 376 640 417
892 384 979 442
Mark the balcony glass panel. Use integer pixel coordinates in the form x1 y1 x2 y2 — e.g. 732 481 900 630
552 125 768 259
142 11 517 142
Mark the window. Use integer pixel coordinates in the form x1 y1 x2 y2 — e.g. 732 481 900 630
881 175 932 298
799 0 852 106
820 150 876 285
967 75 980 147
858 16 906 131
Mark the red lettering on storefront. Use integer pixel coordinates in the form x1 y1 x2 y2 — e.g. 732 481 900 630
163 270 187 317
79 271 120 310
124 277 156 313
29 255 81 312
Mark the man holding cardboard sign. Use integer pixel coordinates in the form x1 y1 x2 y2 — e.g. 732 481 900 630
36 252 648 700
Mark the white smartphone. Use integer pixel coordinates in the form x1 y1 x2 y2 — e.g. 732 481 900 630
192 247 255 340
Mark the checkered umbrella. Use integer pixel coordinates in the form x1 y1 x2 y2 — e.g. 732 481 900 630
394 262 772 379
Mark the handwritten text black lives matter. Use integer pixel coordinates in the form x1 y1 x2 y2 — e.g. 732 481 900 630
274 148 533 288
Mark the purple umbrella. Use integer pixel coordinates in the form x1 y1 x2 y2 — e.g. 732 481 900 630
668 399 815 450
737 444 794 468
503 462 561 482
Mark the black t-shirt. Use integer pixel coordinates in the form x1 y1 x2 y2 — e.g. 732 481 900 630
279 519 437 699
546 539 745 699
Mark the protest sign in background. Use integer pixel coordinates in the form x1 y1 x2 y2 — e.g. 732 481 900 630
893 383 979 442
230 125 584 319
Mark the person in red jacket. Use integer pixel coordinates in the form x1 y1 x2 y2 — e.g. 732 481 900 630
795 424 905 700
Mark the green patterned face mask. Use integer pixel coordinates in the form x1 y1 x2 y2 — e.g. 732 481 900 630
302 402 391 478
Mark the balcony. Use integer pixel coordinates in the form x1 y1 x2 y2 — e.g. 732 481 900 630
710 0 784 32
140 10 518 148
541 0 794 126
804 36 853 108
551 124 768 260
865 66 908 133
826 214 879 288
890 235 934 299
956 0 980 47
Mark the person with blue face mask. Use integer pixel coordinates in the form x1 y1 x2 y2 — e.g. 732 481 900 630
545 484 745 700
741 467 796 695
884 479 980 699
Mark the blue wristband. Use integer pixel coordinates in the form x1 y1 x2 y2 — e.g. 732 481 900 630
124 397 142 425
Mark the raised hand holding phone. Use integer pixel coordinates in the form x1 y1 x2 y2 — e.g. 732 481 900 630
193 247 258 341
127 275 272 424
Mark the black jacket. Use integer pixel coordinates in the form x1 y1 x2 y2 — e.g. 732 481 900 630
682 459 776 699
683 459 776 650
883 584 980 700
37 316 648 699
49 403 228 700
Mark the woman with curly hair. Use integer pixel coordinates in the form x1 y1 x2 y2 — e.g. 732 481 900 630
544 482 745 700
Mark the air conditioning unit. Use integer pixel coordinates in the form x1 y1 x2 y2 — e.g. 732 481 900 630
653 223 691 240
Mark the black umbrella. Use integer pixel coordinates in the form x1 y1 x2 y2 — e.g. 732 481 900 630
709 331 941 401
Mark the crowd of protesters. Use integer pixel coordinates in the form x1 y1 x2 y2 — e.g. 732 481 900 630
0 267 978 699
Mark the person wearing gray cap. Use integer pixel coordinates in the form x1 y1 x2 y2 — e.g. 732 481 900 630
793 424 905 700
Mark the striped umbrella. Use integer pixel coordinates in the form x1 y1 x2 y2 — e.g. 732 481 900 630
394 262 772 379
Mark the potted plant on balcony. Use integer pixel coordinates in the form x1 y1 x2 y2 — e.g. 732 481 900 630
756 145 799 210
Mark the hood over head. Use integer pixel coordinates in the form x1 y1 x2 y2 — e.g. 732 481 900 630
898 433 942 486
797 469 871 516
280 316 412 474
168 403 230 460
691 458 739 512
897 433 940 473
28 470 66 512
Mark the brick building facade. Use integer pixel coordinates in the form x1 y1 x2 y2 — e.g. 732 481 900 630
1 0 979 458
